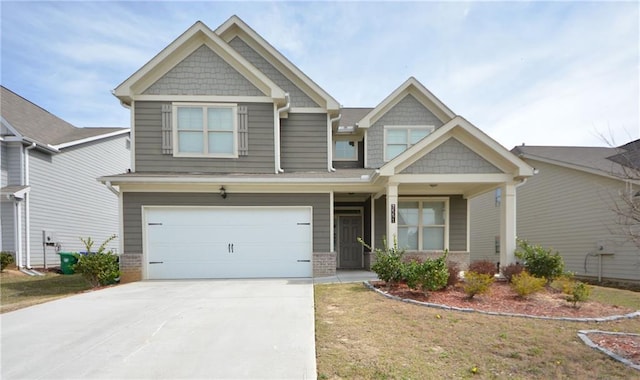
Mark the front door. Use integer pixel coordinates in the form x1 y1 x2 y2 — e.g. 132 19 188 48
338 215 362 268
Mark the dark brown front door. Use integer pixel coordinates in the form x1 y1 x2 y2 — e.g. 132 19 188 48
338 215 362 268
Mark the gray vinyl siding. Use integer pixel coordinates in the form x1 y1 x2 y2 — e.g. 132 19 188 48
373 195 467 252
374 196 387 250
515 160 639 282
7 143 22 185
134 101 275 173
143 45 263 96
228 37 319 108
401 138 501 174
1 199 15 252
26 136 129 266
469 190 501 262
1 142 8 186
281 113 327 171
449 195 468 251
367 94 445 169
122 192 331 254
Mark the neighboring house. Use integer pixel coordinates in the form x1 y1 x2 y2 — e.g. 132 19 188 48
102 16 533 282
0 86 130 271
470 141 640 284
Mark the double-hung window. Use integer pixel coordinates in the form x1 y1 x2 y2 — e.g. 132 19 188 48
384 125 434 161
397 199 448 251
174 104 237 157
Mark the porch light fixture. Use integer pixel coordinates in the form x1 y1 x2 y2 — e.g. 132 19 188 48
219 186 227 199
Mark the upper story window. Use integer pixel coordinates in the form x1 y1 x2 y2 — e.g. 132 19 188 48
173 103 237 157
397 199 448 251
333 140 358 161
384 125 434 161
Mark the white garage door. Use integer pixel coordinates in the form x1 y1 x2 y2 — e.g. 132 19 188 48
144 206 313 279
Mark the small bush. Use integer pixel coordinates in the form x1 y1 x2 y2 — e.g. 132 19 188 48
1 251 15 272
501 262 524 283
360 237 405 288
515 239 565 283
510 271 546 298
463 271 494 299
404 253 449 293
446 261 461 287
552 273 576 294
565 281 592 308
73 235 119 287
468 260 497 276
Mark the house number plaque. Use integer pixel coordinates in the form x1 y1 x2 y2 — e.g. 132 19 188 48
391 204 396 223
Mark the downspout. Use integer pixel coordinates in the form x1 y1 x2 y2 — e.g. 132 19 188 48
327 114 341 172
24 143 36 269
274 93 290 173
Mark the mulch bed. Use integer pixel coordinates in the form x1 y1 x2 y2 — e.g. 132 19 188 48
370 280 640 368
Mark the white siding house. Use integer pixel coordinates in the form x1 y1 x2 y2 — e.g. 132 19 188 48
470 142 640 284
1 86 130 270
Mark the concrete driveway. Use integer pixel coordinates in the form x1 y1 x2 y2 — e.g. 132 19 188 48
1 279 316 380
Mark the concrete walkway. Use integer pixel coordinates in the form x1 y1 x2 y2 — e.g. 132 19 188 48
313 270 379 284
1 279 316 380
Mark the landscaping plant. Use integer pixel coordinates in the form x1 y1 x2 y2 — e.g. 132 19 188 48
515 239 565 283
1 251 15 272
403 252 449 294
501 262 524 283
510 271 546 298
73 235 120 287
565 281 592 308
358 237 405 288
468 259 497 276
462 271 494 299
446 261 461 287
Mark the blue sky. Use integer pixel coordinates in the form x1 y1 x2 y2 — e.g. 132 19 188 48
1 1 638 149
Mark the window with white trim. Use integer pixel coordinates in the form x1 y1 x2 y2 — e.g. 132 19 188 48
384 125 434 161
397 199 448 251
173 104 238 157
333 140 358 161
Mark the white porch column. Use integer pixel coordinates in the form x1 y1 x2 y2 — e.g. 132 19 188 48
386 183 398 247
499 183 517 266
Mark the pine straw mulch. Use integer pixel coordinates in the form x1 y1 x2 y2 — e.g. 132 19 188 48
371 280 640 369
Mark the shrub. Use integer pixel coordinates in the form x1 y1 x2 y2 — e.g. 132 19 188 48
552 273 576 294
463 271 494 299
1 251 15 272
446 261 461 287
510 271 546 298
403 252 449 293
359 237 405 288
515 239 565 283
501 262 524 283
73 235 119 287
565 281 592 308
468 260 497 276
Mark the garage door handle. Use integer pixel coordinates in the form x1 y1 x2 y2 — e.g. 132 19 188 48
149 261 163 264
228 243 234 253
297 259 310 262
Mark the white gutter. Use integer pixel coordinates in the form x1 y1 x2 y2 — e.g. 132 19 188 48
274 93 290 173
24 143 36 269
328 114 341 172
104 181 119 196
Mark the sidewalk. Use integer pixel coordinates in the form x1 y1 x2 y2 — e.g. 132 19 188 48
313 270 379 284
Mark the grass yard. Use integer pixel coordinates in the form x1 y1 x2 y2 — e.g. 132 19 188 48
0 270 93 313
315 283 640 380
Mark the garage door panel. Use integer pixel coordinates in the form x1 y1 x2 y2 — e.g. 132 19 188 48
145 207 312 279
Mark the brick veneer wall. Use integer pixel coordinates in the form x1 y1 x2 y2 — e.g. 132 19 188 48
313 252 337 277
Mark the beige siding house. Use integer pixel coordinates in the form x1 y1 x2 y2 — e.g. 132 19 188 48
470 142 640 284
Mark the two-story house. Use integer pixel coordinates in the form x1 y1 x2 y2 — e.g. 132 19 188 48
102 16 533 282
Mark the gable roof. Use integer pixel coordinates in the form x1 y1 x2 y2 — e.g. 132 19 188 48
215 15 341 113
357 77 456 129
113 20 286 105
512 141 640 180
1 86 128 150
339 107 372 128
379 116 533 178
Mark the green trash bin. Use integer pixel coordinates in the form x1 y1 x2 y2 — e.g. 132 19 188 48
58 252 78 275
